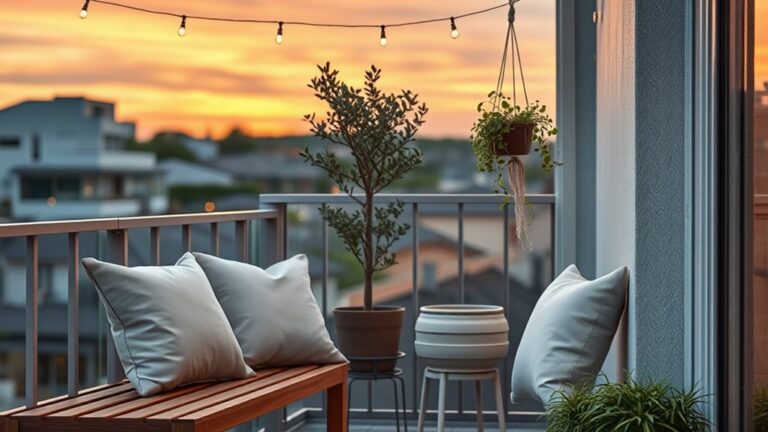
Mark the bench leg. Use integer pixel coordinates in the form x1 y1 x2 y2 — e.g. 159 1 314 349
327 381 348 432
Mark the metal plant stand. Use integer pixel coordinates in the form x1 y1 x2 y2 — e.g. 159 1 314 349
417 367 506 432
346 352 408 432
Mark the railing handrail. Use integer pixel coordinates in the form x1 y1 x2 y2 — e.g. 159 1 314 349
0 207 285 408
260 193 555 205
0 209 277 238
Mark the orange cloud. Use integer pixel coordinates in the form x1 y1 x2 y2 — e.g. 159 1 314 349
0 0 556 140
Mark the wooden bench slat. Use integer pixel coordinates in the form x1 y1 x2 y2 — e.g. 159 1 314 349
177 363 347 432
2 365 349 432
79 383 211 422
0 380 129 418
147 366 318 423
15 417 168 432
11 383 135 419
115 368 284 421
46 390 141 419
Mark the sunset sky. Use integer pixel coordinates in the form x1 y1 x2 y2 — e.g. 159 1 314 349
0 1 765 141
0 0 556 140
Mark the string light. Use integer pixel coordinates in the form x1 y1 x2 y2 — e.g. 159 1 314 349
79 0 90 19
275 21 284 44
77 0 522 40
379 25 388 47
177 15 186 36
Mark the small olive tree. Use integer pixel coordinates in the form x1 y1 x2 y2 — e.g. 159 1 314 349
302 63 428 311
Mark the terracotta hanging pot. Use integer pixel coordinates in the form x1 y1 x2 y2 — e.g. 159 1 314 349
493 122 534 156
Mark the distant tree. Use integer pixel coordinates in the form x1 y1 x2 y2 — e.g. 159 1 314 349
219 128 260 154
169 183 261 206
126 134 197 162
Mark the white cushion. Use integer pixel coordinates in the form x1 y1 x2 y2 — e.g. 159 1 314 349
81 253 255 396
511 265 628 405
192 253 346 368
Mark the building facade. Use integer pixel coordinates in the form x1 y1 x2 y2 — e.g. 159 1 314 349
0 97 167 220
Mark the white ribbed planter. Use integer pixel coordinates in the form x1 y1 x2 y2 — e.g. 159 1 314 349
415 305 509 370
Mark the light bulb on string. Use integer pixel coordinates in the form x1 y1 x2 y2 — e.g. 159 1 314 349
79 0 90 19
450 17 459 39
177 15 187 37
275 22 284 44
379 25 388 47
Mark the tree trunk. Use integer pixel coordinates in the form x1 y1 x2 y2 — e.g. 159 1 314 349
363 192 374 310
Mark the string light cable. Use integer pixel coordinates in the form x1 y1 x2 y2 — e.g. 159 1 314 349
78 0 521 43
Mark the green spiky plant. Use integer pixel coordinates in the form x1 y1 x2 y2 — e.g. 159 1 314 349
755 385 768 432
545 376 711 432
301 63 428 310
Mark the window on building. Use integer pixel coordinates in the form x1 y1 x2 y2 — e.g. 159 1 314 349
31 134 40 162
112 176 125 199
55 178 81 200
21 176 82 200
103 134 127 150
89 105 105 118
0 137 20 149
21 177 53 199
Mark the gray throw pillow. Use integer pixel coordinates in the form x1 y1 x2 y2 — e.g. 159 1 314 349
81 252 254 397
192 253 346 368
511 265 628 405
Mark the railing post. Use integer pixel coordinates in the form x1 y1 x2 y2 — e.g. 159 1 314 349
150 227 161 265
106 229 128 383
259 203 287 266
181 224 192 252
25 235 39 408
411 203 420 414
235 221 249 263
68 233 80 398
210 222 220 256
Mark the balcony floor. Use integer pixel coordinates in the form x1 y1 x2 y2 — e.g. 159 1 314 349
292 420 546 431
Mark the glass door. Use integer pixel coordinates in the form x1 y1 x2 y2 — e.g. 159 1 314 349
752 0 767 428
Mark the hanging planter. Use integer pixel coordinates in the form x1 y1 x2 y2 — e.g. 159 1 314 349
493 121 534 156
470 1 559 248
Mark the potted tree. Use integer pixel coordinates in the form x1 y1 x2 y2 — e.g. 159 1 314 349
302 63 428 372
470 91 558 246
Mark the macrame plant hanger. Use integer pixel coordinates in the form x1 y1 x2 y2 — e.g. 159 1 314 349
494 0 531 248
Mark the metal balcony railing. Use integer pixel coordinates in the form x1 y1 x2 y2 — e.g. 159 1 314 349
0 192 555 429
0 209 285 409
260 193 555 426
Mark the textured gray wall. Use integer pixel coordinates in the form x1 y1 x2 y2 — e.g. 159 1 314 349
633 0 688 386
595 0 688 387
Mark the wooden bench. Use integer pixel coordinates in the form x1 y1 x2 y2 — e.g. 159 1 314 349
0 363 347 432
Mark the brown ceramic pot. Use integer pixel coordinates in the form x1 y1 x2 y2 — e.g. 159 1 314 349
333 306 405 372
493 122 534 156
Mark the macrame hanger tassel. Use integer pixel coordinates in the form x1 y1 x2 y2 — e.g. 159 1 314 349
506 157 531 249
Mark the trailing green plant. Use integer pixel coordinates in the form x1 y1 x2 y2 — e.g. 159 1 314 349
301 62 428 310
755 385 768 432
470 91 558 247
470 91 558 196
545 375 711 432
